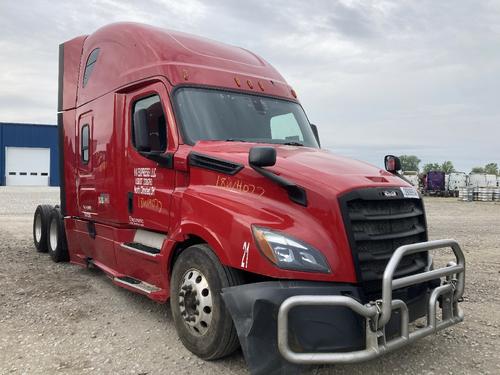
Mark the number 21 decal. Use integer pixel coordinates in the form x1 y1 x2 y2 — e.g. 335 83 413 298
241 241 250 268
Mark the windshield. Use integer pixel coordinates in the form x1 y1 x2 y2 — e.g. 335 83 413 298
173 87 319 147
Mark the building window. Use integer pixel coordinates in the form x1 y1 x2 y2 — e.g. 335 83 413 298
81 124 90 164
131 95 167 153
83 48 100 87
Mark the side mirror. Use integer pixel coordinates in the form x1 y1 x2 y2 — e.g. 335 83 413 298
249 146 276 167
384 155 402 173
133 109 151 152
310 124 321 147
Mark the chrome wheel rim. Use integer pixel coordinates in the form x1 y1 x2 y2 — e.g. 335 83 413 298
178 268 213 336
49 218 58 251
35 213 42 243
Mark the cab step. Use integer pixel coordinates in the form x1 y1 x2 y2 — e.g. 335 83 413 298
114 276 161 294
120 229 166 257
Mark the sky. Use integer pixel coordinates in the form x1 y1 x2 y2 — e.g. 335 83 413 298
0 0 499 172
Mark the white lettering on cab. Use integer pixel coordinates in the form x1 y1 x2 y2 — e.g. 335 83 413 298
241 241 250 268
133 167 158 196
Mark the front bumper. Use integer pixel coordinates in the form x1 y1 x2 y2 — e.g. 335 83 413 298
222 239 465 375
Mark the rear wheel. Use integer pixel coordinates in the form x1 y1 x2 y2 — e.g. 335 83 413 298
170 244 242 360
33 204 52 252
47 208 69 262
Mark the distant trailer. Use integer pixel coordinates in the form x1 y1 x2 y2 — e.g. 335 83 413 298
486 174 498 187
447 172 467 197
423 171 449 196
468 173 497 188
402 171 419 188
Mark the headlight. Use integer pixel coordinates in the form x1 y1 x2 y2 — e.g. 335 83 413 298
252 226 331 273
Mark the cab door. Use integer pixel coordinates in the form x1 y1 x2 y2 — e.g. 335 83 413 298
73 111 98 260
123 81 176 233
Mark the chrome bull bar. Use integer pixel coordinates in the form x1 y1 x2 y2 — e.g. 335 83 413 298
277 239 465 364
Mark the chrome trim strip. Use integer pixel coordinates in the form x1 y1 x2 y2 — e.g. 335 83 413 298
113 277 160 294
120 243 159 257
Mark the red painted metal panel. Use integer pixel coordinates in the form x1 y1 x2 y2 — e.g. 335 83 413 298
58 23 415 300
60 36 87 111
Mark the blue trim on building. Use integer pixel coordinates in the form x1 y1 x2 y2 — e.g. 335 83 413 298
0 122 59 186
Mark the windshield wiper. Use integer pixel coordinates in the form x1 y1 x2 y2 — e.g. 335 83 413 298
225 138 248 142
282 141 304 146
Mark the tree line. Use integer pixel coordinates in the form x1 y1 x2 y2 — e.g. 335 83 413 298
398 155 499 175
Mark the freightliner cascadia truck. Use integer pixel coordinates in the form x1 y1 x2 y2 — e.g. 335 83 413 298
33 23 465 375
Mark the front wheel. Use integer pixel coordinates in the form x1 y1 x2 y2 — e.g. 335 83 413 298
170 244 242 360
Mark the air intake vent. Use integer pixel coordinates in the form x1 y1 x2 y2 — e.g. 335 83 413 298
189 152 243 175
339 187 428 299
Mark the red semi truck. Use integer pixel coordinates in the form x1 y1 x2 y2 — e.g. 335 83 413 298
33 23 465 374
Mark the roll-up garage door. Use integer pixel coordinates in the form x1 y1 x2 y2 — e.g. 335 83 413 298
5 147 50 186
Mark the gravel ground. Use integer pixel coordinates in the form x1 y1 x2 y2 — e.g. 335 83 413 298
0 187 499 374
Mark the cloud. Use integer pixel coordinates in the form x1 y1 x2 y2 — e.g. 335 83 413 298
0 0 498 171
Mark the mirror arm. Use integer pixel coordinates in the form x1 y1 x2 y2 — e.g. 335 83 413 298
250 164 308 206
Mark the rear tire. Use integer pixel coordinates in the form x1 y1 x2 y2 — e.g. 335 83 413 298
47 208 69 262
33 204 52 252
170 244 242 360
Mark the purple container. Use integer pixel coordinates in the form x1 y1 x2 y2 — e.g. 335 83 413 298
426 171 445 191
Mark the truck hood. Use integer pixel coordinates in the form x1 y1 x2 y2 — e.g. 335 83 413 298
191 141 408 195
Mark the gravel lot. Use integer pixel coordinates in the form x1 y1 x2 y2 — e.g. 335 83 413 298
0 187 499 374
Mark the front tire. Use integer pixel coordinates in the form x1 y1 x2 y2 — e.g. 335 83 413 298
170 244 242 360
47 208 69 263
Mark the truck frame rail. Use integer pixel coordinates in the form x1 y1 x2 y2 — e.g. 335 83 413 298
277 239 465 364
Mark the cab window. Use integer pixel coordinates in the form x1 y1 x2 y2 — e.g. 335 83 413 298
131 95 167 152
81 124 90 164
82 48 100 87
